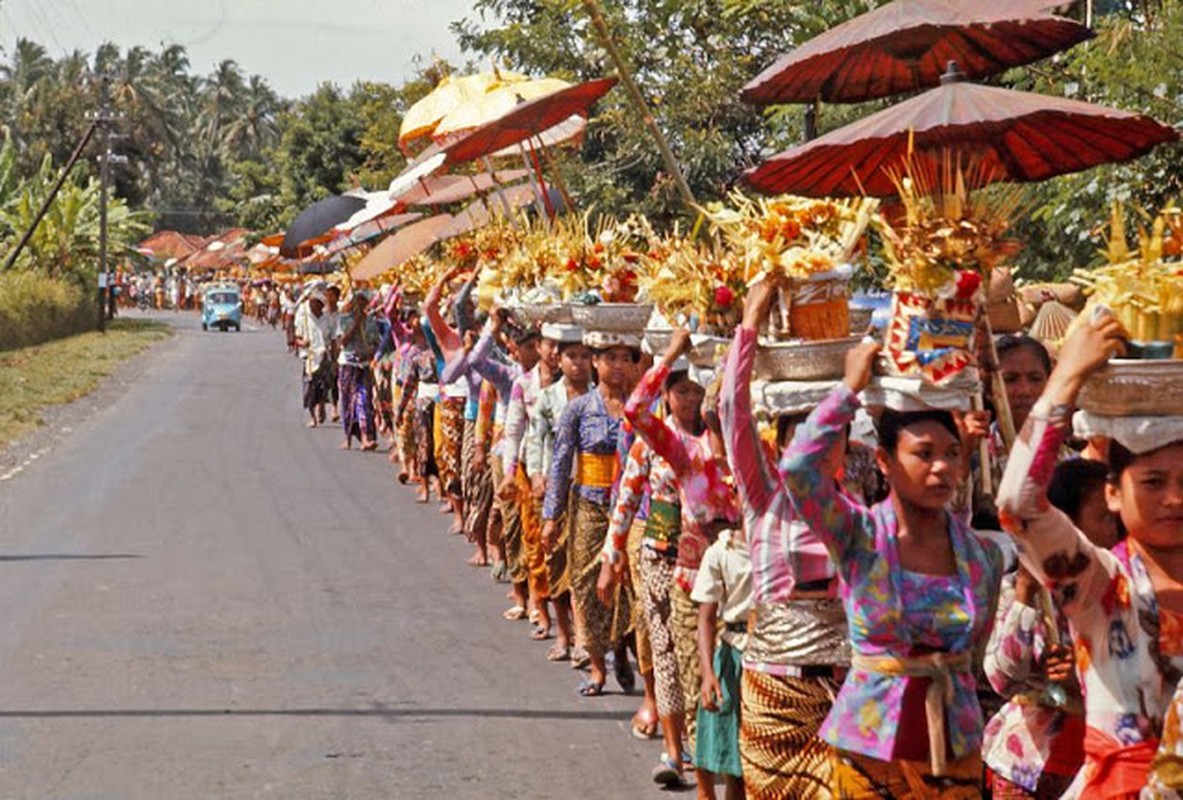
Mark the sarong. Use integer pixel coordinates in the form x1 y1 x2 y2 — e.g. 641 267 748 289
338 363 375 441
436 397 464 497
414 398 437 480
626 519 652 676
302 358 332 411
461 420 492 545
741 670 839 800
516 467 549 601
696 640 743 778
833 750 983 799
639 548 682 717
547 503 570 598
671 582 700 752
490 455 525 583
569 494 630 660
395 385 416 474
374 367 393 433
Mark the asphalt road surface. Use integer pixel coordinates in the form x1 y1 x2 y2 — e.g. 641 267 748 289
0 311 660 799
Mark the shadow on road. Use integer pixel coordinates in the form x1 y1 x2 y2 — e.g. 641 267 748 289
0 554 141 562
0 705 631 722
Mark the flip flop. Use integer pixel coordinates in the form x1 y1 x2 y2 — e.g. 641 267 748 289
546 643 571 662
577 679 605 697
531 625 552 641
502 605 528 621
570 648 591 670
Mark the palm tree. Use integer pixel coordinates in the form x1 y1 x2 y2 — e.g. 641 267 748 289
221 75 280 160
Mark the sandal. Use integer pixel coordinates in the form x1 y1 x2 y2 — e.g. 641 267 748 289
531 625 553 641
490 562 508 583
570 648 591 670
546 643 571 662
651 755 685 787
577 679 605 697
502 605 528 621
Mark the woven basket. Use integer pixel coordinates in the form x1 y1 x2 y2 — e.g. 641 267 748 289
754 337 860 382
1079 360 1183 416
570 303 653 333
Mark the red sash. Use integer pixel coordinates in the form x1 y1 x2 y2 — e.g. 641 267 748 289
1082 727 1158 799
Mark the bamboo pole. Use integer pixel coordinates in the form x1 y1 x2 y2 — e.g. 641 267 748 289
581 0 697 212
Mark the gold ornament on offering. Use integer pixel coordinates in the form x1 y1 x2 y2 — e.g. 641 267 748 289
1072 202 1183 346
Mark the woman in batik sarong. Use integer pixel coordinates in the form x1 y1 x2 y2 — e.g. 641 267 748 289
541 332 638 696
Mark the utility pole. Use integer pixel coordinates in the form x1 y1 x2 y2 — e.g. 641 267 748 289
97 74 114 332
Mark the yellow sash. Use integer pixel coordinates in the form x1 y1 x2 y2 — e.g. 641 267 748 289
575 452 616 488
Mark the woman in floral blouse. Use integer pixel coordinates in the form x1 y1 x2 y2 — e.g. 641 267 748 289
998 312 1183 798
984 457 1118 798
782 340 1010 798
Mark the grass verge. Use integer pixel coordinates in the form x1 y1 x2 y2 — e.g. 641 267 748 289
0 318 172 448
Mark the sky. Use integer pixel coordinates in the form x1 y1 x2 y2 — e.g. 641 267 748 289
0 0 481 97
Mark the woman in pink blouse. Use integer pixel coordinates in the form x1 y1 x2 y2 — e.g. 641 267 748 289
998 312 1183 798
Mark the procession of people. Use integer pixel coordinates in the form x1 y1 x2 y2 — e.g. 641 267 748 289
269 231 1183 799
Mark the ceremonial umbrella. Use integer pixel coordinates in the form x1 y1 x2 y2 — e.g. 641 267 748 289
432 76 573 143
351 214 458 281
396 169 530 207
743 63 1180 198
281 195 367 257
742 0 1094 106
441 78 619 168
399 71 529 150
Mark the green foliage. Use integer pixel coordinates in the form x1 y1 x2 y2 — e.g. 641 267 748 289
0 270 94 350
1008 0 1183 280
1 154 152 285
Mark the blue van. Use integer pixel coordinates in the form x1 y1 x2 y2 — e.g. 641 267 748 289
202 284 242 332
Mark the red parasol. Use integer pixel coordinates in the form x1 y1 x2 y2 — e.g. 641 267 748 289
441 78 618 168
744 65 1180 197
742 0 1094 106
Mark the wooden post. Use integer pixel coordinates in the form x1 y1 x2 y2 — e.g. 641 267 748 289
581 0 698 212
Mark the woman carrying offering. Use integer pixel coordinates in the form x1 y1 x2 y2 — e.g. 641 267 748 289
605 328 742 790
720 280 860 800
984 458 1119 799
782 339 1010 798
541 332 638 697
998 311 1183 798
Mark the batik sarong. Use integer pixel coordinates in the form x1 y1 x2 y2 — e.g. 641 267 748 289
436 397 464 497
569 495 630 660
626 518 652 676
639 548 682 718
671 582 700 754
516 467 549 601
338 363 375 442
741 670 840 800
461 420 492 545
833 750 983 799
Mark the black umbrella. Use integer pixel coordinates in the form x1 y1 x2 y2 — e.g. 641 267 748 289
297 261 338 275
281 195 367 257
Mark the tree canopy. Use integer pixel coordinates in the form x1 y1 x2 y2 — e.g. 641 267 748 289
0 0 1178 281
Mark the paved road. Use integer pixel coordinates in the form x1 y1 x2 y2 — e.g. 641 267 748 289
0 311 659 799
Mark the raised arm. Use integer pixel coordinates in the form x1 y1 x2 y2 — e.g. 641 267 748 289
424 267 468 357
997 313 1128 618
720 283 778 516
780 343 879 562
624 329 691 475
